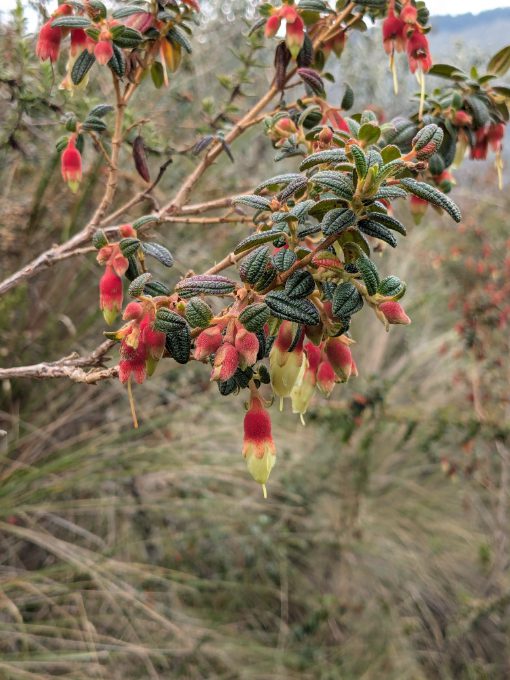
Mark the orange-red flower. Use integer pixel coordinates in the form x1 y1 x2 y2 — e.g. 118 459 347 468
35 3 72 62
406 30 432 74
61 135 82 193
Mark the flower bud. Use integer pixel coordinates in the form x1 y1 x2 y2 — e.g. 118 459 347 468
123 301 143 321
325 336 353 382
100 265 123 325
120 224 137 238
124 11 155 33
316 360 336 397
400 5 418 24
285 14 305 60
452 110 472 127
194 326 223 361
379 301 411 325
211 342 239 381
234 326 259 367
242 396 276 489
61 136 82 193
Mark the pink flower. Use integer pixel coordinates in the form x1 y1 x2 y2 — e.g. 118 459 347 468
234 326 259 367
325 336 353 382
242 396 276 487
269 322 304 402
211 342 239 382
316 360 336 397
35 4 72 62
100 265 123 325
194 326 223 361
61 135 82 193
70 28 88 57
291 342 321 421
119 342 147 384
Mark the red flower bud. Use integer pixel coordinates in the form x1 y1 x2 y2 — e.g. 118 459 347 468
243 396 276 488
452 110 472 127
379 301 411 325
316 360 336 397
488 122 505 152
140 314 165 361
400 5 418 24
194 326 223 361
234 326 259 367
100 265 123 325
285 14 305 60
70 28 88 56
211 342 239 381
36 5 72 62
325 336 353 382
61 135 82 193
123 301 143 321
119 224 137 238
94 39 114 65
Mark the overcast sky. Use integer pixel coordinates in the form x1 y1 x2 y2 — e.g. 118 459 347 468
2 0 510 22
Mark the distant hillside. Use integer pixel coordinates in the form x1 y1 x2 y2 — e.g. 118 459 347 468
429 8 510 60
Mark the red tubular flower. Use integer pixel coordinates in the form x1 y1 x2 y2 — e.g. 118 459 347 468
94 39 114 65
119 224 137 238
325 336 353 382
285 14 305 60
488 123 505 152
235 326 259 367
119 342 147 384
470 128 489 160
35 4 72 62
70 28 88 56
194 326 223 361
382 9 405 54
61 135 82 193
323 108 350 133
242 395 276 489
265 14 281 38
400 5 418 24
140 314 165 361
406 30 432 73
211 342 239 381
452 110 472 127
100 265 123 325
323 31 346 59
379 301 411 325
316 360 336 397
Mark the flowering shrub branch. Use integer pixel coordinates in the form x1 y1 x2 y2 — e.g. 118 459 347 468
2 0 509 492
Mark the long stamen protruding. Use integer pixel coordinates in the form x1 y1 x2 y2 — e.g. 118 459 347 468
127 377 139 429
390 52 399 95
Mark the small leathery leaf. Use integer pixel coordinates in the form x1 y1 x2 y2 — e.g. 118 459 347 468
239 303 271 332
81 116 107 132
165 325 191 364
254 173 303 193
132 214 159 230
253 264 277 292
299 149 348 171
332 282 363 318
92 229 108 249
399 178 461 222
284 270 316 299
51 16 92 28
167 25 193 53
356 253 380 296
108 44 126 78
358 219 398 248
321 208 356 236
120 237 141 257
278 177 308 203
233 194 272 211
350 144 367 178
310 171 355 200
367 212 407 235
273 249 297 272
239 246 270 285
185 297 213 328
175 274 237 298
133 135 151 183
265 291 320 325
297 67 325 96
377 275 406 299
141 242 174 267
372 186 408 201
129 272 152 297
72 50 95 85
88 104 113 118
144 280 171 296
113 27 144 48
375 158 407 183
153 308 187 334
234 230 286 255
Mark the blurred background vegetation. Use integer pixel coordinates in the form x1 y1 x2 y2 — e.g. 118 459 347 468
1 2 510 678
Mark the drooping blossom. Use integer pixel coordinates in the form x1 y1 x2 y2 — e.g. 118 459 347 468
242 395 276 491
61 135 82 193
